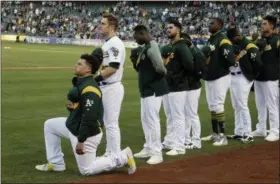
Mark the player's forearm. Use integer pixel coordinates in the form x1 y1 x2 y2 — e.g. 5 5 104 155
99 67 117 80
147 42 167 75
179 46 194 72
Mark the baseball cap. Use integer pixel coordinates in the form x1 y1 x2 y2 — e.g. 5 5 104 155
91 48 103 62
161 45 172 58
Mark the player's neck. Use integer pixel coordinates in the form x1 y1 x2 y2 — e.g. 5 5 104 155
106 32 116 41
263 30 273 37
171 35 180 44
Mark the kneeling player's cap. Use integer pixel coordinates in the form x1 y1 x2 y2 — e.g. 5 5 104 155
161 45 172 58
91 48 103 62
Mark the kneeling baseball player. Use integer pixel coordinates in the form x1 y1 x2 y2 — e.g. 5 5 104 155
35 52 136 176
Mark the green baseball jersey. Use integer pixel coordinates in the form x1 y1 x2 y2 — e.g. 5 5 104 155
135 41 169 98
235 37 262 81
204 31 235 81
256 34 280 81
66 75 103 143
165 40 194 92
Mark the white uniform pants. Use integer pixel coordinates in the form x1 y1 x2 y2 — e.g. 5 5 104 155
140 95 162 155
44 117 127 176
184 88 202 148
163 91 186 150
254 80 279 136
100 82 124 155
230 74 253 136
205 74 231 113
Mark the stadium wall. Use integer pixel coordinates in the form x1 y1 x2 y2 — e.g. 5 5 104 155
1 34 139 48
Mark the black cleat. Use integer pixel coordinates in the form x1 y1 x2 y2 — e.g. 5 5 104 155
241 136 254 144
226 134 243 140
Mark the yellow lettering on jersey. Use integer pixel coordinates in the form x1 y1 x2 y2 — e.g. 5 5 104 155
170 52 174 59
219 39 232 47
82 86 101 98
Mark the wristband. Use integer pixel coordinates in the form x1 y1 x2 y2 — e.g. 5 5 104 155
95 75 104 82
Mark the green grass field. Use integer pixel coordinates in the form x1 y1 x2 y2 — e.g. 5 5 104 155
1 41 265 183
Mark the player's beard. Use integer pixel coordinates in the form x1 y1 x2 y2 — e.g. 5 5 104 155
167 33 176 39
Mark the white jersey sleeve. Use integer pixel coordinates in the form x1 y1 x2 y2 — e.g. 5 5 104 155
101 36 126 83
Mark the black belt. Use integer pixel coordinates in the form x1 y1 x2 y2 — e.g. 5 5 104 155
98 81 119 86
231 71 242 75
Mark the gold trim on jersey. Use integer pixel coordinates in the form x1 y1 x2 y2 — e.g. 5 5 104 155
219 39 232 47
82 86 101 98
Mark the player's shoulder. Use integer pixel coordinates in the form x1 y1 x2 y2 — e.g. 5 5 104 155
109 36 125 46
219 33 232 47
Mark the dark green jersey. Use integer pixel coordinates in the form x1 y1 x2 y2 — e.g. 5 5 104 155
234 37 262 81
256 34 280 81
66 75 103 143
165 40 194 92
204 31 235 81
135 41 169 98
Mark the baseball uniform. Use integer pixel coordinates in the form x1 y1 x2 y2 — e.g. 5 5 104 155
201 31 235 146
253 34 279 141
229 37 262 143
99 36 126 155
131 41 168 165
35 75 136 175
162 40 194 156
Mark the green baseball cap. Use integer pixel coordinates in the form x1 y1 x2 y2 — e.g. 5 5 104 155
161 45 172 58
91 47 103 62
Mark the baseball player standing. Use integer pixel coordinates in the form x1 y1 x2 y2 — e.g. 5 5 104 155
180 33 205 149
226 27 262 143
162 20 194 156
201 18 235 146
131 25 168 165
95 13 126 156
252 15 279 141
35 54 136 175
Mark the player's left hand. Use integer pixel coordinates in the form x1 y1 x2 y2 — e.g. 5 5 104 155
76 142 85 155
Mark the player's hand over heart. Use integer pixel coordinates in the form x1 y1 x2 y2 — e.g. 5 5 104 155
76 142 85 155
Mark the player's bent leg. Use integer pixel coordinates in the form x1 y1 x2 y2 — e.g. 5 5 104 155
69 132 136 175
35 117 69 172
253 81 268 137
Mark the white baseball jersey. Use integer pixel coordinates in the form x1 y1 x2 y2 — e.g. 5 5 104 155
101 36 126 83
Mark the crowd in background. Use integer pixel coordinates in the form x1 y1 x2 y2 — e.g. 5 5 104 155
1 1 280 45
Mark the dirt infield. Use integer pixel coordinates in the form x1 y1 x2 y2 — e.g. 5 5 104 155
75 142 279 183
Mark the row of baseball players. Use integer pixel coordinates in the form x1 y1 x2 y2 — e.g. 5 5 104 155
34 14 279 176
129 15 279 165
